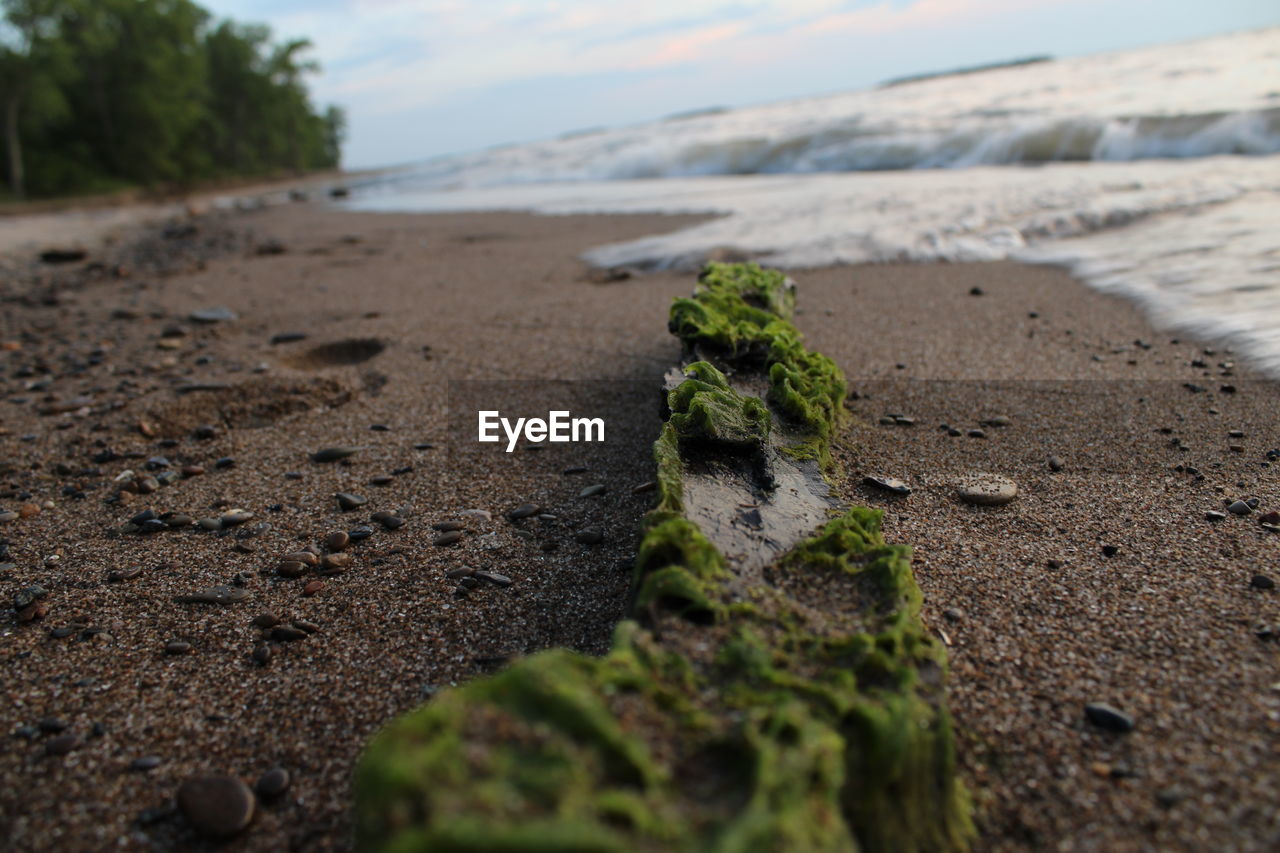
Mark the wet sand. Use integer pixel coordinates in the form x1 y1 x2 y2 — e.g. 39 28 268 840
1 202 1277 850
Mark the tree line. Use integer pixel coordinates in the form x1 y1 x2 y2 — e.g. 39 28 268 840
0 0 345 200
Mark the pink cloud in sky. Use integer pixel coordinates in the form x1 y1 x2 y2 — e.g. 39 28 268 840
631 21 749 70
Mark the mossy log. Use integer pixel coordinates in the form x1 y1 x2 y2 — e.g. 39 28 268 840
354 263 974 852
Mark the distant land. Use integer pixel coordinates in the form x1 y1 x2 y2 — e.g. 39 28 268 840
879 55 1054 88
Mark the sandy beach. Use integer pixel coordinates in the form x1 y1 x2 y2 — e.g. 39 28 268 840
2 201 1277 850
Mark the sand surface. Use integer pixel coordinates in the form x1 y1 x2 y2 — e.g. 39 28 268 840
1 202 1277 851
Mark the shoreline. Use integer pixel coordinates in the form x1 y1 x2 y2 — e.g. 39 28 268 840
1 203 1277 850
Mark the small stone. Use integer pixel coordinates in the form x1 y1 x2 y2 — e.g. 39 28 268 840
575 528 604 545
432 520 465 532
969 286 984 296
324 531 350 552
433 530 463 546
255 767 291 798
348 525 375 540
578 484 606 498
1226 500 1251 516
38 717 67 734
253 613 281 629
459 509 491 521
1259 511 1280 526
251 644 272 665
1048 456 1064 472
955 474 1018 506
131 756 163 772
45 733 78 756
563 466 588 475
1101 544 1120 557
198 517 222 531
632 481 657 494
967 429 986 439
981 415 1011 427
291 619 319 634
507 503 540 520
277 560 307 579
445 568 474 579
943 608 964 622
312 447 362 463
1250 574 1276 590
15 585 48 610
270 332 307 345
283 551 319 567
336 492 367 511
164 640 192 655
220 509 254 526
271 626 308 642
189 306 238 324
864 475 911 496
176 774 255 839
303 580 324 596
1205 511 1227 521
371 511 404 530
0 511 19 523
1084 702 1134 733
369 475 394 486
474 570 512 587
175 585 250 605
318 553 351 575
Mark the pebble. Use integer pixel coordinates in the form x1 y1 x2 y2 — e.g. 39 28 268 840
284 551 319 567
45 733 78 756
292 619 320 634
312 447 362 463
967 429 986 439
578 484 607 498
1084 702 1135 733
251 644 272 665
981 415 1011 427
336 492 367 511
955 474 1018 506
864 475 911 496
348 525 375 540
270 332 307 345
175 586 250 605
369 475 394 486
1251 575 1276 590
507 503 541 520
445 568 473 579
255 767 291 799
562 466 588 475
130 756 163 772
1205 511 1227 522
253 613 281 629
318 554 351 575
15 585 48 610
164 640 192 655
1102 544 1120 557
303 580 324 596
1048 456 1064 472
220 509 254 526
632 481 657 494
433 530 463 546
943 608 964 622
432 520 465 532
0 511 18 523
189 306 238 324
271 626 308 642
474 570 512 587
176 774 255 839
198 517 222 531
575 528 604 545
325 531 350 552
1227 500 1252 516
459 509 491 521
371 511 404 530
277 560 307 578
38 717 67 733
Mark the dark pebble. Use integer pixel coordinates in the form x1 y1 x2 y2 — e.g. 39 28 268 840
45 733 78 756
632 481 657 494
271 626 308 642
1250 574 1276 590
575 528 605 545
348 525 375 540
38 717 67 733
253 613 281 629
277 560 306 579
967 429 986 439
318 554 351 575
335 492 367 511
255 767 291 798
251 644 272 665
1084 702 1134 733
312 447 362 463
177 774 256 839
864 475 911 496
214 457 235 469
325 531 350 552
369 475 394 486
164 640 192 655
433 530 463 546
1101 545 1119 557
432 520 465 532
474 570 512 587
445 568 473 579
270 332 308 345
131 756 163 771
562 466 588 475
507 503 540 520
1048 456 1064 472
578 484 607 498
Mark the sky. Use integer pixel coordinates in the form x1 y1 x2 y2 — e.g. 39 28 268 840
198 0 1279 170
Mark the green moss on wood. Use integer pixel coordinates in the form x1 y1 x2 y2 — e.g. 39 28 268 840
667 361 771 449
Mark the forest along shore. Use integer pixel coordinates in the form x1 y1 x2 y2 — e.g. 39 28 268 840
1 202 1277 850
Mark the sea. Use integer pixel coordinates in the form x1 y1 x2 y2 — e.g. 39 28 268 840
341 27 1280 375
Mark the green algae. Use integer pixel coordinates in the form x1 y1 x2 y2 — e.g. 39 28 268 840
354 263 973 853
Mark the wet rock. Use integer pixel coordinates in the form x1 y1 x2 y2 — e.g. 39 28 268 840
318 553 351 575
371 511 404 530
303 580 324 596
578 484 607 498
1251 574 1276 590
1048 456 1064 472
177 774 255 839
324 531 350 552
474 570 512 588
45 733 78 756
220 509 254 527
277 560 306 579
575 528 604 545
1102 544 1120 557
433 530 463 546
253 613 281 629
1205 511 1227 522
1084 703 1134 733
1227 500 1252 516
348 525 375 541
271 626 308 642
966 429 986 439
164 640 192 655
131 756 162 772
283 551 319 567
955 474 1018 506
15 585 47 610
175 586 250 605
864 475 911 496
